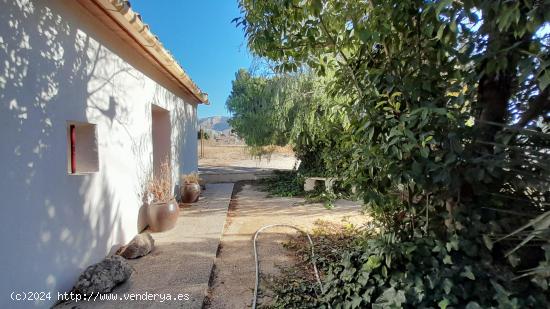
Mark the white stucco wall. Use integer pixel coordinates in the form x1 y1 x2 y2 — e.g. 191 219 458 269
0 1 199 307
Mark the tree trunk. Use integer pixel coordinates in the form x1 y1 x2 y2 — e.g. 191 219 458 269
477 69 514 143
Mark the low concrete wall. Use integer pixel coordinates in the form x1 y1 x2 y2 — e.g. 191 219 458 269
200 172 274 184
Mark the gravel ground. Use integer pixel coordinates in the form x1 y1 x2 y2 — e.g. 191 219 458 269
205 182 370 309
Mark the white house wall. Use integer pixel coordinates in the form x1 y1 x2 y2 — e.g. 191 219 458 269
0 0 198 307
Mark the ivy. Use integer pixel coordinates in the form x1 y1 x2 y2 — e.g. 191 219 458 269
268 210 549 308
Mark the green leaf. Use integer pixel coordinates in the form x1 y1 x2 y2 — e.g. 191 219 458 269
461 266 476 280
365 255 382 271
490 280 511 297
443 255 453 265
357 28 370 44
507 254 521 267
446 235 459 251
438 298 450 309
443 278 453 294
449 20 457 33
531 276 548 290
373 287 406 308
436 24 446 41
436 0 452 15
311 0 323 15
465 301 482 309
482 234 493 250
420 147 430 158
539 70 550 91
351 294 362 308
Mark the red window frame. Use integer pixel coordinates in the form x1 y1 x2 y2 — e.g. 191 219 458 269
70 124 76 174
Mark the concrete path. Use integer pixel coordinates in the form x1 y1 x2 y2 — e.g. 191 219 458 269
198 147 298 184
57 183 234 309
205 183 370 308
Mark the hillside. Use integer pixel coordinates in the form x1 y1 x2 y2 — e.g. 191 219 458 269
198 116 235 137
199 116 230 132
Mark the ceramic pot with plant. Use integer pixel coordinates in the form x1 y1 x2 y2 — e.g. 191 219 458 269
146 161 179 232
181 173 201 203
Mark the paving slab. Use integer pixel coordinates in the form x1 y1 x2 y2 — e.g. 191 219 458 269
56 183 234 309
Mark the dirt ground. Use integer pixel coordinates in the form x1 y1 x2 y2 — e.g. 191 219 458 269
204 182 370 309
198 143 298 170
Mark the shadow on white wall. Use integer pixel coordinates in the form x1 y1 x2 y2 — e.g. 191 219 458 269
0 0 196 306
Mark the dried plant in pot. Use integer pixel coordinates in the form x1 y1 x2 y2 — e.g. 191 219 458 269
180 173 201 203
146 161 179 232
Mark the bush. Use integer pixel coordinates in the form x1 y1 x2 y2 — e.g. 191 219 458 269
197 130 209 140
267 210 550 309
265 221 366 309
261 170 305 197
322 234 548 308
261 171 354 206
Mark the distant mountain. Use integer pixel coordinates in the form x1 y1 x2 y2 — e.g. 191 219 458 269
199 116 231 134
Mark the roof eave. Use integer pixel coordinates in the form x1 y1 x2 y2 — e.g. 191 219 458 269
80 0 209 104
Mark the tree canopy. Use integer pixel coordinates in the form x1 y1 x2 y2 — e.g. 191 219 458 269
230 1 550 306
234 0 550 204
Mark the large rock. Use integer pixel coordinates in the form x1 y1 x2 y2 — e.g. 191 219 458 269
116 233 154 259
74 255 133 294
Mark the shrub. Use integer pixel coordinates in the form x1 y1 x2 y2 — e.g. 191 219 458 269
197 130 209 140
265 221 366 309
261 170 305 197
268 209 550 308
322 233 549 308
181 173 200 184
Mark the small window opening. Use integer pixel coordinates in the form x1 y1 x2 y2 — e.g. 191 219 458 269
67 122 99 174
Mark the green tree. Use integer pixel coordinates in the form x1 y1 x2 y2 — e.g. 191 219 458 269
236 0 550 207
227 68 349 173
197 129 209 140
226 69 290 146
235 1 550 306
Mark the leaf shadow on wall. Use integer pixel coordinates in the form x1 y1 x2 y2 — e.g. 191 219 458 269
1 0 142 301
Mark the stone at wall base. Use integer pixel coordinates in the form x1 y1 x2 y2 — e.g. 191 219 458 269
73 255 133 295
116 233 154 259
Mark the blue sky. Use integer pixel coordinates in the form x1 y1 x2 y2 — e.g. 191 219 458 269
131 0 252 119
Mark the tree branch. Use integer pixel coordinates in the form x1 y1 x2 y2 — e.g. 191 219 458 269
318 15 364 99
517 87 550 127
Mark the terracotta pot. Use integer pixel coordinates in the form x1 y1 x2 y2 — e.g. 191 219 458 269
181 183 201 203
146 199 179 232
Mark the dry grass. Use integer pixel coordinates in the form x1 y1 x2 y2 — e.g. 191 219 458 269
147 159 173 203
201 145 250 161
181 172 200 184
286 219 364 272
198 143 294 169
